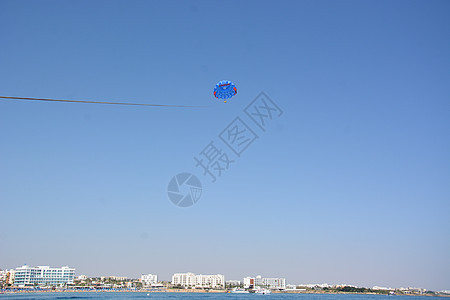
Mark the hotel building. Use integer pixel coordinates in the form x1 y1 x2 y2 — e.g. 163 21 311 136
172 272 224 288
172 272 196 287
243 275 286 290
226 280 241 287
140 274 158 286
14 265 75 287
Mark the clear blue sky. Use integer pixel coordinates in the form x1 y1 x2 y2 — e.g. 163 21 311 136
1 0 449 291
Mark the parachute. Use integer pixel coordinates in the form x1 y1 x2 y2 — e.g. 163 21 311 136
213 80 237 103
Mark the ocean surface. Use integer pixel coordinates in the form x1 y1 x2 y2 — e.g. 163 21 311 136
0 293 447 300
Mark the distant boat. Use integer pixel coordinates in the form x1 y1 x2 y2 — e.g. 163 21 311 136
230 287 250 293
254 288 271 294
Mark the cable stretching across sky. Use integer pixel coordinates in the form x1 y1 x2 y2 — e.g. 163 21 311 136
0 96 205 108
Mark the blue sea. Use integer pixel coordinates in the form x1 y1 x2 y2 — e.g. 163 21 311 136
0 293 447 300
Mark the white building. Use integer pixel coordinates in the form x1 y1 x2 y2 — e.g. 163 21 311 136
226 280 241 287
76 275 87 281
373 286 394 291
172 272 196 287
172 272 224 288
244 275 286 290
243 276 254 289
108 276 127 281
195 274 225 288
262 277 286 289
14 265 75 287
141 274 158 286
286 284 303 290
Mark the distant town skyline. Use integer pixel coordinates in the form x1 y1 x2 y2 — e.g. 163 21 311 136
0 264 446 292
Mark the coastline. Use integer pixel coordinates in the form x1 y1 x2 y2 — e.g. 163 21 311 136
1 289 449 297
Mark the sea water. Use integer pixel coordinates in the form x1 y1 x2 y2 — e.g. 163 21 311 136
0 293 447 300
